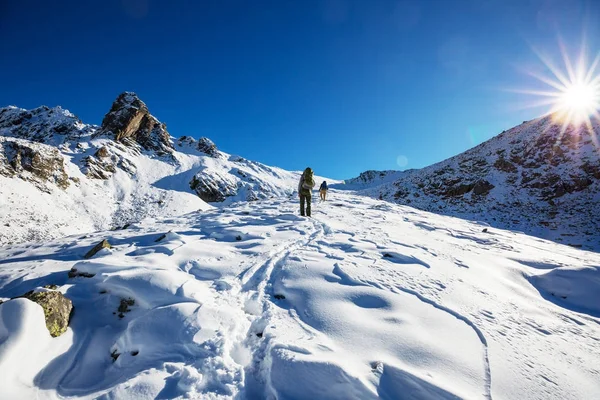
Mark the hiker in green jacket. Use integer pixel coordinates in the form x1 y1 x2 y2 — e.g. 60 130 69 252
298 167 316 217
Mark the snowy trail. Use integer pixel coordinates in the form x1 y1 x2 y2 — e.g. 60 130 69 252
0 190 599 399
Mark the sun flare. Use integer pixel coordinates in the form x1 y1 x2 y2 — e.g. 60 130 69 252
554 80 600 125
514 39 600 135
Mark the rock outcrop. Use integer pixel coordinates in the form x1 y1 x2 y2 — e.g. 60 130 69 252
0 138 70 190
190 170 238 202
99 92 173 154
197 137 220 158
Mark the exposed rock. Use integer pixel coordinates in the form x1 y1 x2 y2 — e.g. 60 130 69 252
155 232 170 242
118 298 135 315
473 180 495 196
68 267 95 278
0 138 69 189
95 146 109 158
444 183 475 197
190 170 238 202
494 157 517 173
197 137 219 157
99 92 173 154
84 239 111 259
82 155 116 179
21 290 73 337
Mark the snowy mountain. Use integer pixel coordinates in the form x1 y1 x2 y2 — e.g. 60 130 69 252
0 191 598 399
0 93 307 245
344 116 600 250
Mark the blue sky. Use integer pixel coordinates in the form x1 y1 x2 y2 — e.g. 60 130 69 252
1 0 599 179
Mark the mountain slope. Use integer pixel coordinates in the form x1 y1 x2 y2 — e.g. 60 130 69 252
0 191 598 399
344 116 600 250
0 93 310 245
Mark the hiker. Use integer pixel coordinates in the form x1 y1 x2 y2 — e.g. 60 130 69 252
319 181 328 201
298 167 316 217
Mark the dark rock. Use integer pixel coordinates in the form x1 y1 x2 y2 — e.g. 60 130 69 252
189 171 237 202
494 157 517 173
197 137 219 157
118 298 135 314
22 290 73 337
482 228 488 233
274 294 286 300
472 180 495 196
84 239 111 259
155 232 171 242
444 183 475 197
44 284 59 290
111 349 120 362
68 268 95 278
131 350 139 356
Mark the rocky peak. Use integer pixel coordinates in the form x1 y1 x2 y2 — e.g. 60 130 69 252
99 92 173 154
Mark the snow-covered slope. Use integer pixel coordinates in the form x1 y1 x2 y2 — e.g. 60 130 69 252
0 190 598 399
0 93 313 245
343 116 600 250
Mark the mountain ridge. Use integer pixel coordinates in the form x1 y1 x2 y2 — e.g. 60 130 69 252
343 115 600 250
0 93 308 245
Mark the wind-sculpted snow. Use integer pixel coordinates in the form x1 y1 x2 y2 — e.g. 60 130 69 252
0 191 598 399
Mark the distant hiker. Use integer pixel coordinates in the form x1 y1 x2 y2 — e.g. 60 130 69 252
298 167 316 217
319 181 328 201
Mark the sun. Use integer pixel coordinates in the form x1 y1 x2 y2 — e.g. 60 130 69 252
554 79 600 126
512 39 600 134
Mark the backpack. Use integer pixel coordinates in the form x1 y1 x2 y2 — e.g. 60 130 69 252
302 169 315 190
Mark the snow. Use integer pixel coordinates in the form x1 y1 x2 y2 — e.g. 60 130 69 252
1 190 598 399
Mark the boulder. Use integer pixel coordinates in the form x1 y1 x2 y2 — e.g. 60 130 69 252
21 290 73 337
